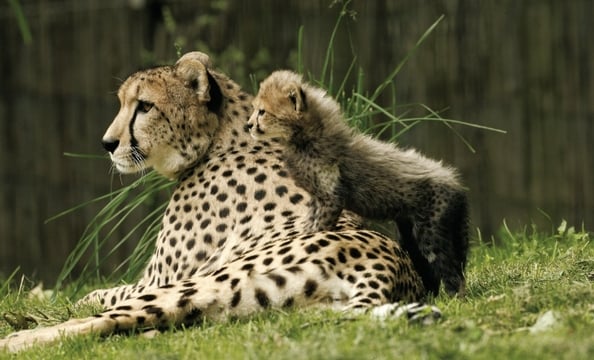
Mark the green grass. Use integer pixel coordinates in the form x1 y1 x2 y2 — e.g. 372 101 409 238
1 223 592 359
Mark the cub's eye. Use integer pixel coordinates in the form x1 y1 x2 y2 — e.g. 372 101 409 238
137 100 154 113
258 109 265 116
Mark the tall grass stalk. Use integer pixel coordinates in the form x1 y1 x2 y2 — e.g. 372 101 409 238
0 267 21 296
53 172 173 295
8 0 32 45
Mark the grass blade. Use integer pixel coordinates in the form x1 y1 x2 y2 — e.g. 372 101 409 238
8 0 32 45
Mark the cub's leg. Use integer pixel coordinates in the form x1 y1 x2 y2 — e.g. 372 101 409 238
306 198 343 232
398 182 469 296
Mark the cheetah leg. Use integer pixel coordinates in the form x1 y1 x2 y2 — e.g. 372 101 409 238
307 199 343 232
367 303 442 325
414 189 469 296
396 184 468 296
0 259 351 352
76 283 145 307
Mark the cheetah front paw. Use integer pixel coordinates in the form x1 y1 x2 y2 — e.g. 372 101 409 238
369 302 442 325
0 327 46 353
0 316 104 353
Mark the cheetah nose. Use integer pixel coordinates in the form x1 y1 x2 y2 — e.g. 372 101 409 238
102 138 120 154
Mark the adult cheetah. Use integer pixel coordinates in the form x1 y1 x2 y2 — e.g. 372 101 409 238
1 52 437 352
247 70 469 296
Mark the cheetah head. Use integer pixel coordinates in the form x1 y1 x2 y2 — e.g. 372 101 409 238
247 70 311 142
102 52 223 179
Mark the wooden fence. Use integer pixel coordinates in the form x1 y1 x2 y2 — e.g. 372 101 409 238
0 0 592 283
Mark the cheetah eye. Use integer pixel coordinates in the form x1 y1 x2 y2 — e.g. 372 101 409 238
137 100 154 113
258 109 265 116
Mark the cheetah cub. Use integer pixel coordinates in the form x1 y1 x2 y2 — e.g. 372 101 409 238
247 70 469 296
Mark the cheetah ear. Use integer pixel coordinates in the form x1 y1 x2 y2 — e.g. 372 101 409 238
175 52 222 113
175 52 213 103
287 84 307 113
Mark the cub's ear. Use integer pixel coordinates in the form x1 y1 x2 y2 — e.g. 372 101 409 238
175 52 222 113
287 83 307 113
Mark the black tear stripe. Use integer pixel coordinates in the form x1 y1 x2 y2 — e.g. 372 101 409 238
130 106 147 161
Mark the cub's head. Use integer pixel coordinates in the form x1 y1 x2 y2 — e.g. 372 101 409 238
247 70 311 142
102 52 223 179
